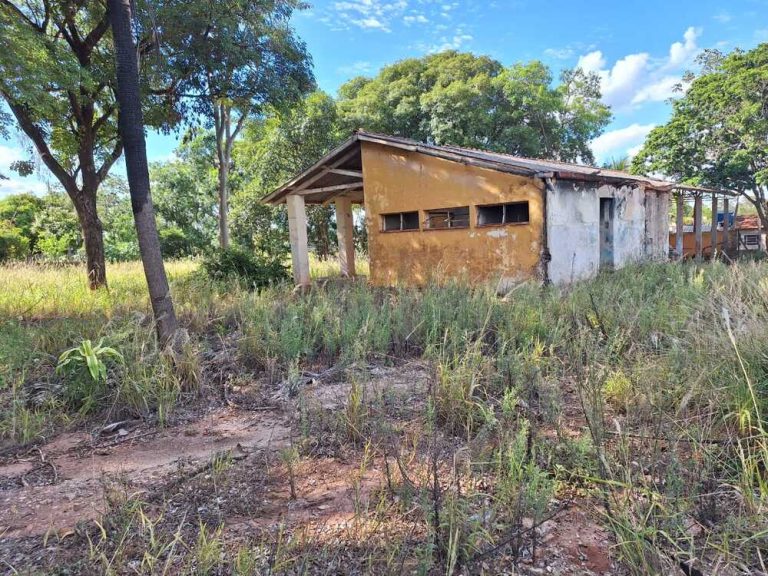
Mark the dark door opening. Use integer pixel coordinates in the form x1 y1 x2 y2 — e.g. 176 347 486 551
599 198 615 270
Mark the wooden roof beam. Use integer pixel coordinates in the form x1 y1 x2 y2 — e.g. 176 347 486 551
296 182 363 196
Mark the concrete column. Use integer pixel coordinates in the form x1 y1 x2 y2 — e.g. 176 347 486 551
694 194 703 262
335 196 356 277
723 198 730 252
675 193 685 260
286 194 310 285
710 194 718 258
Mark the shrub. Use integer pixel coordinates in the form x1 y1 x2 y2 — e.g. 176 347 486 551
160 226 195 259
56 338 124 413
201 246 289 288
0 221 29 261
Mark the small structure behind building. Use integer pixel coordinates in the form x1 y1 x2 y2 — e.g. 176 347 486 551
263 131 673 287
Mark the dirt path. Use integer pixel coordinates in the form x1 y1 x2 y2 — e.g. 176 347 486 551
0 407 290 538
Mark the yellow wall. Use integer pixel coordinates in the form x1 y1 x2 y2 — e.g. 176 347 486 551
361 142 545 287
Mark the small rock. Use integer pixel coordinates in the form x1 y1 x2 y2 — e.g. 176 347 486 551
522 517 534 530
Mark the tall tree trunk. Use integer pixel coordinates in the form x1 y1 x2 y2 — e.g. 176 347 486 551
218 155 230 249
72 190 107 289
108 0 178 345
213 102 248 250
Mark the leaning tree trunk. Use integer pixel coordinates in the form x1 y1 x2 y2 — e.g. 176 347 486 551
71 189 107 289
108 0 178 345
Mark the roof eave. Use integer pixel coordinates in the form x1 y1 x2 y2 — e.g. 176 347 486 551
261 133 362 205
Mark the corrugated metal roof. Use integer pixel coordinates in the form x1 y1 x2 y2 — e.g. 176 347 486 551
263 130 676 205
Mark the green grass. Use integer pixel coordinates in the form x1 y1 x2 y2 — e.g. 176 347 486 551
1 257 768 573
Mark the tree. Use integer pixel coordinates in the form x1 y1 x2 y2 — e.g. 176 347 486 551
33 190 82 258
160 0 314 248
150 132 218 255
233 91 344 258
0 193 44 252
337 51 611 163
0 0 126 286
0 221 29 261
108 0 177 344
632 45 768 230
603 157 631 171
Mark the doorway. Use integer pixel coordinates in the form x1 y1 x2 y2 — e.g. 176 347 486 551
599 198 614 270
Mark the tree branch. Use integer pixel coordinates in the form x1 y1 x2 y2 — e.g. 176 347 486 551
4 95 78 193
92 104 115 133
0 0 44 32
97 139 123 183
83 9 111 54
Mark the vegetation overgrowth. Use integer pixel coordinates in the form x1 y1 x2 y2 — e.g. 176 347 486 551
0 259 767 574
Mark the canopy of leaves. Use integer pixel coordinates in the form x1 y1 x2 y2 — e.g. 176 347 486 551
149 132 218 255
0 0 123 180
336 51 611 163
233 91 344 257
632 45 768 219
155 0 314 123
0 193 44 250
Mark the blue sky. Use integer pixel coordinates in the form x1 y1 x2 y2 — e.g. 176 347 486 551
1 0 767 197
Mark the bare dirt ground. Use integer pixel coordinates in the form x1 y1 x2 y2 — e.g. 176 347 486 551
0 407 290 539
0 364 618 575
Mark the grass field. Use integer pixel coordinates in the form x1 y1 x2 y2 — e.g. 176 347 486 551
0 258 766 574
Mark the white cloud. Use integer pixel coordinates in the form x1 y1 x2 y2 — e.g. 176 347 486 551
576 27 702 109
424 31 473 53
358 16 386 29
631 75 684 104
576 51 606 74
331 0 409 32
0 144 23 168
666 27 701 68
0 177 47 198
404 14 428 25
0 144 49 197
544 47 575 60
713 11 732 23
591 123 656 161
338 60 375 75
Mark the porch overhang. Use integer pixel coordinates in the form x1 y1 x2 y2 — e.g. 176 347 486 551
261 135 365 206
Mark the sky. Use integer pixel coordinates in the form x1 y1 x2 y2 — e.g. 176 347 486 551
1 0 767 197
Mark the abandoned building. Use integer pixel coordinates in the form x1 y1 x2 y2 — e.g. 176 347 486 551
263 131 673 287
670 214 766 259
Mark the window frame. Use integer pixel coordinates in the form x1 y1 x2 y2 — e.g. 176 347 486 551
423 206 470 230
476 201 530 227
381 211 420 233
743 233 761 247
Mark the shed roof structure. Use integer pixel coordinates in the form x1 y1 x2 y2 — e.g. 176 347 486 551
262 130 676 206
262 130 691 288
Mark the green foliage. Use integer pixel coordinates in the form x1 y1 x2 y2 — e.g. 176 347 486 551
0 193 44 251
32 190 82 258
56 338 124 413
633 44 768 224
158 0 313 123
233 91 344 258
159 227 194 259
0 221 29 261
150 135 218 255
336 51 611 163
201 247 289 288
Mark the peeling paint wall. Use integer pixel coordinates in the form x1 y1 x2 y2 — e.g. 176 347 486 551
546 181 669 284
546 182 601 284
362 142 545 287
646 191 671 259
